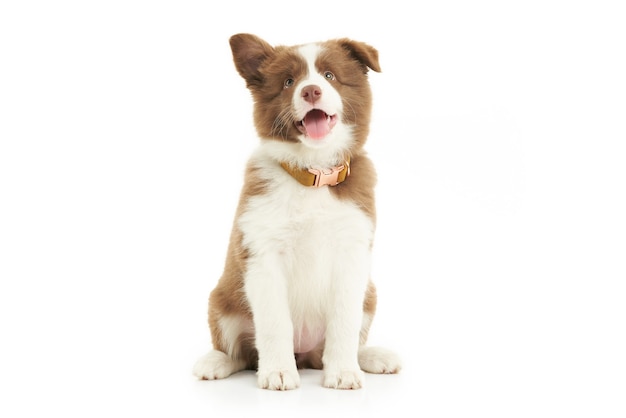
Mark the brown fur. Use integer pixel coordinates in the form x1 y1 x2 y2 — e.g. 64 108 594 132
330 153 378 223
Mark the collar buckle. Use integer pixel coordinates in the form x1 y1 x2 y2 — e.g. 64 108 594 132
308 165 345 187
280 157 350 187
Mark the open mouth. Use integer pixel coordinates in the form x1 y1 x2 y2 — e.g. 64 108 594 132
295 109 338 140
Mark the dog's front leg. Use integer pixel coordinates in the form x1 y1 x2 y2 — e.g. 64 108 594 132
245 255 300 390
322 257 370 389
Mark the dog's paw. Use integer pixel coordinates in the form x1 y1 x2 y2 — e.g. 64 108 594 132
257 368 300 390
323 369 365 389
358 346 402 374
192 350 242 380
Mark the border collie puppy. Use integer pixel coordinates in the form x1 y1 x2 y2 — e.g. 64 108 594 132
193 33 401 390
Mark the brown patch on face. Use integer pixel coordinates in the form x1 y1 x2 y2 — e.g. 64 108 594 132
252 49 308 142
230 33 308 142
316 39 381 150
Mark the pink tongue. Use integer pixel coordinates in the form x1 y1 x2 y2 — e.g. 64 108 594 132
303 110 330 140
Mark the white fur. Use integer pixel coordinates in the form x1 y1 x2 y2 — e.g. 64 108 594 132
239 146 374 389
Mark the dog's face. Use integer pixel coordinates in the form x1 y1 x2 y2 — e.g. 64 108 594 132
230 34 380 154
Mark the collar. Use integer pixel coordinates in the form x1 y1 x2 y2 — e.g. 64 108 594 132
280 157 350 187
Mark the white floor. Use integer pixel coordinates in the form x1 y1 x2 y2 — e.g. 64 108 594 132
1 1 625 417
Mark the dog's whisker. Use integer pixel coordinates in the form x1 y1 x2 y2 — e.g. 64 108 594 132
341 97 359 125
270 108 293 140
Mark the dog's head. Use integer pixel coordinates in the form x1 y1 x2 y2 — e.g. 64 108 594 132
229 34 380 156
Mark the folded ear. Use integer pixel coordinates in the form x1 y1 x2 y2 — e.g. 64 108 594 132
229 33 275 87
337 39 381 73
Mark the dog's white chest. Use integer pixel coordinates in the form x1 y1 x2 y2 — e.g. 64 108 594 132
238 174 374 351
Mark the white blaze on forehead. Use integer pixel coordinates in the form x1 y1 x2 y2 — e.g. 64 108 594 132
298 44 323 81
293 42 343 117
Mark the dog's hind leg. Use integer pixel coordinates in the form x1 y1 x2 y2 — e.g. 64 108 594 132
358 346 402 374
193 349 246 380
356 281 402 374
193 314 257 380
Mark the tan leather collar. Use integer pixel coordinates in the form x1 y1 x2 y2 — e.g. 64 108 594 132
280 157 350 187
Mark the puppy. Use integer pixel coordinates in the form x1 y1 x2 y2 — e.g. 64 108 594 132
193 33 401 390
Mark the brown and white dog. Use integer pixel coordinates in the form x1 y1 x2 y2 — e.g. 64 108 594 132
193 33 401 390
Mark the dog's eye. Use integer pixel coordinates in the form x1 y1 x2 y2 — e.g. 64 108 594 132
284 78 295 88
324 71 335 81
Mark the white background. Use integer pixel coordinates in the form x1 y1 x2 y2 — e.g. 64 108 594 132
1 1 625 417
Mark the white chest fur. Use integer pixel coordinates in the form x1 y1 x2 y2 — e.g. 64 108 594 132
238 156 374 353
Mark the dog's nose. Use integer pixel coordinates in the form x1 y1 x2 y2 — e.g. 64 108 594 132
301 85 322 104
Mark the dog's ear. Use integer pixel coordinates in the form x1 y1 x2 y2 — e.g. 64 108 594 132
337 39 381 73
229 33 275 87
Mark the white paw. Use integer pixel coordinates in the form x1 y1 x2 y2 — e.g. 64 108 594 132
323 369 365 389
192 350 241 380
257 368 300 390
358 346 402 374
